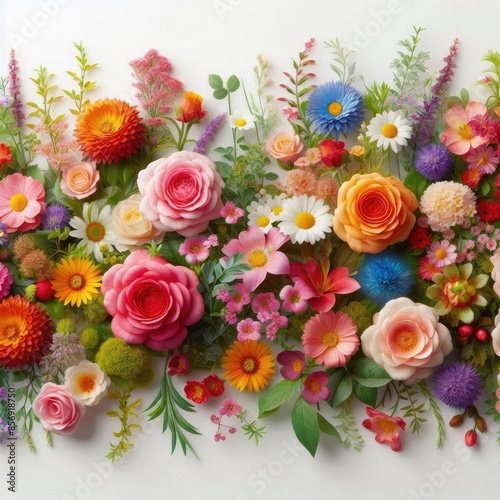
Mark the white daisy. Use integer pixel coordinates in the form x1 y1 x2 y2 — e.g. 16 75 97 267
229 112 257 130
247 203 277 234
278 194 333 244
69 201 118 262
366 110 412 153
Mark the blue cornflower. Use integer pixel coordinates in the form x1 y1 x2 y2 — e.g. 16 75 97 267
357 251 416 306
433 361 483 409
41 203 71 231
306 81 364 138
414 143 453 181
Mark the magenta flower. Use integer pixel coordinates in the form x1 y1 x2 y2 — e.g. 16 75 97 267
221 227 290 291
179 235 211 264
219 398 242 417
302 371 331 404
276 350 305 381
236 318 261 342
167 353 190 376
362 407 406 452
220 201 244 224
279 283 314 314
0 263 13 298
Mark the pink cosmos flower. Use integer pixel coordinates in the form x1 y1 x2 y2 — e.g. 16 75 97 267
276 350 305 380
302 311 360 368
0 263 13 298
302 371 331 404
221 202 244 224
440 102 489 155
236 318 261 342
418 256 442 281
362 407 406 452
466 144 499 175
221 227 290 291
426 240 457 268
0 173 46 233
226 283 251 313
289 260 360 312
220 398 242 417
279 283 314 314
179 235 211 264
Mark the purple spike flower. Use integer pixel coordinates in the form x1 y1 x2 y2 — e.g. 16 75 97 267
193 113 227 155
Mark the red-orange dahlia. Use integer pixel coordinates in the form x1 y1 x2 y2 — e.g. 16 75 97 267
0 295 53 369
74 98 146 165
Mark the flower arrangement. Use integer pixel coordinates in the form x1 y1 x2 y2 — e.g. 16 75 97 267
1 28 500 460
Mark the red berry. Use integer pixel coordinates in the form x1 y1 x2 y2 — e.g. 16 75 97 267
475 328 489 343
457 325 475 337
464 429 477 447
35 280 55 301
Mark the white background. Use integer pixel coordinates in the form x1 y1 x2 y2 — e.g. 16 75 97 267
1 0 500 499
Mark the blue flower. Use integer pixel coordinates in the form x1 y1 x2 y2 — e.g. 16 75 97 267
357 251 416 306
306 81 364 138
414 143 453 181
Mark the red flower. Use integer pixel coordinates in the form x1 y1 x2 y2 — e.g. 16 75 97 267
318 139 347 167
408 226 432 250
203 375 225 397
461 167 482 189
477 200 500 222
176 92 206 123
167 353 190 376
184 380 210 404
362 407 406 452
0 143 12 170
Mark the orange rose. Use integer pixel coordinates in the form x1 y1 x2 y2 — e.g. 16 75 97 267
266 131 304 164
176 92 206 123
60 161 100 200
333 172 418 254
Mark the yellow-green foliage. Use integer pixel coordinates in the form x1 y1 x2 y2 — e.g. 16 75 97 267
340 301 373 335
82 294 108 324
56 318 75 334
80 328 100 350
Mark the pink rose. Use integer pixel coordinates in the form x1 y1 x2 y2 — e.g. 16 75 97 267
266 131 304 164
361 297 452 384
101 249 204 351
60 161 100 199
137 151 224 237
32 382 86 435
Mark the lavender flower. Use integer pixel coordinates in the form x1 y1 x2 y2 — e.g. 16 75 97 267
41 203 71 231
193 113 227 155
8 49 25 127
414 143 453 181
433 361 483 409
41 333 84 383
0 223 8 246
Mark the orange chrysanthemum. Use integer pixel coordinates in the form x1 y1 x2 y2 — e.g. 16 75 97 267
221 340 275 393
74 98 146 165
0 295 53 369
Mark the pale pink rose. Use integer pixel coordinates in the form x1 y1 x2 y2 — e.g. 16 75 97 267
112 194 165 251
266 131 304 164
60 161 99 199
361 297 452 383
101 249 204 351
490 311 500 356
64 360 110 406
490 249 500 296
32 382 86 435
137 151 224 237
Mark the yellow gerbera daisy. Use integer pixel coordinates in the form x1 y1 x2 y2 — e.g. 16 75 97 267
221 340 275 392
51 256 102 307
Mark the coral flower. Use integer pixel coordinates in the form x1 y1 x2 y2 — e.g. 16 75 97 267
51 256 102 307
0 172 46 233
184 380 210 404
302 371 331 404
221 340 275 392
221 227 290 291
302 311 360 368
440 102 489 155
289 260 360 312
362 407 406 452
0 143 12 169
176 92 206 123
74 98 146 164
0 295 53 369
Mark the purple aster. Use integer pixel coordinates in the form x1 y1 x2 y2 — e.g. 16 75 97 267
41 203 71 231
433 361 483 409
0 263 13 298
414 143 453 181
0 223 8 246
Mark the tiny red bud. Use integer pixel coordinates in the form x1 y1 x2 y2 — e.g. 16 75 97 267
465 429 477 447
457 325 475 337
475 328 489 343
449 414 464 427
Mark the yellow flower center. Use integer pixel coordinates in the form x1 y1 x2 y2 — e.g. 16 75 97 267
272 207 283 216
78 374 96 393
310 380 322 393
235 118 247 127
328 102 343 116
1 324 19 340
124 209 142 224
99 119 118 134
292 359 303 372
435 248 448 260
458 123 474 141
190 244 201 253
378 419 398 433
9 193 28 212
69 274 85 291
86 222 106 242
248 250 268 268
323 331 339 348
257 215 270 227
396 329 418 352
381 123 398 139
295 211 315 230
242 357 258 374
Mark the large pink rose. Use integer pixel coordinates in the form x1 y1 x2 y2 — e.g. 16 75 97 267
32 383 86 436
361 297 452 383
137 151 224 237
101 250 204 351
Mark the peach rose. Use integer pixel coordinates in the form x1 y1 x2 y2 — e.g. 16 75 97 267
64 360 110 406
333 172 418 254
491 311 500 356
266 131 304 164
60 161 99 199
113 194 165 251
361 297 452 384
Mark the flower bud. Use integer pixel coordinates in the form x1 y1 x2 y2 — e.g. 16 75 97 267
464 429 477 447
466 406 475 418
449 414 464 427
475 416 487 433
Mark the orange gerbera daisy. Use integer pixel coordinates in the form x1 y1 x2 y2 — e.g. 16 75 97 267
0 295 53 369
74 98 145 165
51 256 102 307
221 340 275 392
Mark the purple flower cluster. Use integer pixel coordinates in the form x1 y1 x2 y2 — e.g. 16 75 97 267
41 333 84 383
193 113 227 155
8 49 25 127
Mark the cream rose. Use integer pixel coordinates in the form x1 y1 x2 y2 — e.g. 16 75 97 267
60 161 99 199
361 297 452 383
64 360 110 406
266 131 304 164
113 194 165 251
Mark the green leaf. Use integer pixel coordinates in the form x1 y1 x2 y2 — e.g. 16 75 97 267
317 413 341 442
226 75 240 93
212 88 228 100
349 358 391 388
25 164 45 184
258 379 300 418
291 397 320 457
352 381 378 406
264 172 279 181
327 369 353 407
208 74 224 90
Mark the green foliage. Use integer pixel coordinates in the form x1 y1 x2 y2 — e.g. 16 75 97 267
258 379 301 418
324 38 356 85
418 380 445 449
333 396 364 452
361 79 391 116
291 396 320 457
236 409 267 445
479 50 500 110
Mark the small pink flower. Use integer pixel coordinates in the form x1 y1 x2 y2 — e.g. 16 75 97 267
214 432 226 442
418 256 441 281
179 235 211 264
252 292 280 321
283 107 299 121
466 144 499 175
362 407 406 452
220 202 244 224
236 318 261 342
487 238 497 251
279 283 313 314
223 310 238 324
220 397 242 417
277 350 305 380
204 234 219 248
293 157 311 168
302 371 331 404
426 240 457 268
442 228 455 240
470 225 481 236
0 263 13 298
226 283 251 313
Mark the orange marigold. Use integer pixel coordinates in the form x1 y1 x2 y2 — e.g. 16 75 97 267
0 295 53 369
74 98 146 165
